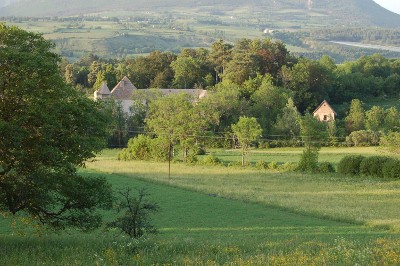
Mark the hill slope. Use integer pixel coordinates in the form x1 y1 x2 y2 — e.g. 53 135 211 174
1 0 400 27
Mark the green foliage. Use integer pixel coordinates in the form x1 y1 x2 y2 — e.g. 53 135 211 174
118 135 169 162
118 135 152 161
346 130 380 147
255 160 268 170
232 116 262 166
278 162 299 172
272 98 301 138
201 154 222 166
345 99 365 133
0 24 112 230
108 188 159 238
337 155 365 175
299 113 327 149
359 156 390 177
318 162 336 173
146 93 212 161
267 161 278 170
382 159 400 179
365 105 386 131
380 131 400 153
297 148 319 173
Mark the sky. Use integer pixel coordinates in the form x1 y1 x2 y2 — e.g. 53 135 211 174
373 0 400 14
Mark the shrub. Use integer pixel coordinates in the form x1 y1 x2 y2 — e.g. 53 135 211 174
202 154 222 166
255 160 268 169
382 158 400 179
118 135 169 162
268 161 278 170
359 156 390 177
318 162 335 173
380 131 400 153
185 154 198 164
279 162 298 172
297 148 319 173
346 130 380 147
337 155 365 175
118 135 152 161
108 188 159 239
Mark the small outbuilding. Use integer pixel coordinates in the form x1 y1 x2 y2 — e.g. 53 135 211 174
313 100 337 122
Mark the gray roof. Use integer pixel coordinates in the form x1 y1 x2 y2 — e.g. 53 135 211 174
97 82 111 95
110 76 137 100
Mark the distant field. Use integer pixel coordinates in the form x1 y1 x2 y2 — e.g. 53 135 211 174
332 41 400 52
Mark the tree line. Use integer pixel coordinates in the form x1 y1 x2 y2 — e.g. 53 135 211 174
62 38 400 114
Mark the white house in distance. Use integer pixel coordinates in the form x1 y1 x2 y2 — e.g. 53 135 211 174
94 76 207 113
312 100 337 122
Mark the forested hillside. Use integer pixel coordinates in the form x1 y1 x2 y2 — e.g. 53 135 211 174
1 0 400 27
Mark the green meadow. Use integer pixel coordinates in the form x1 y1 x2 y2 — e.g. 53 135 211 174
1 147 400 265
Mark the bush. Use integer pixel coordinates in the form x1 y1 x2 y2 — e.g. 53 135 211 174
380 131 400 153
337 155 365 175
382 158 400 179
201 154 222 166
279 162 298 172
297 148 319 173
346 130 380 147
359 156 390 177
118 135 152 161
185 154 198 164
118 135 169 162
255 160 268 169
268 161 278 170
108 188 159 238
318 162 335 173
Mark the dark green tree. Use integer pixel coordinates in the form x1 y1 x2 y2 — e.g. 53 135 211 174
0 24 112 230
345 99 365 133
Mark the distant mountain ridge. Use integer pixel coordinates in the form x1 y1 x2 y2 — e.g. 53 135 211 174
1 0 400 27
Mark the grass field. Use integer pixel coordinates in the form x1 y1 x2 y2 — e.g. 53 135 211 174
1 147 399 265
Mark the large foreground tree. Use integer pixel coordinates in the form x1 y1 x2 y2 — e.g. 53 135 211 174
0 24 112 230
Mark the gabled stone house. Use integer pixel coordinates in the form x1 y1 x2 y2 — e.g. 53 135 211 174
313 100 337 122
94 76 207 113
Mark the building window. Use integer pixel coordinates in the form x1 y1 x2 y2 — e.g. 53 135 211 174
323 115 328 121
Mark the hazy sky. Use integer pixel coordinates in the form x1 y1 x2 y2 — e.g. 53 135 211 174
373 0 400 14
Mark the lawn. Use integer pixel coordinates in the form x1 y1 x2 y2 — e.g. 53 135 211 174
0 147 399 265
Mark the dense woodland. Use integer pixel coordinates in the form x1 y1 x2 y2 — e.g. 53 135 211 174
59 38 400 150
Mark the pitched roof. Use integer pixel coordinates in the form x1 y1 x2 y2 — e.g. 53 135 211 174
312 100 337 115
110 76 137 100
158 89 207 99
97 82 111 95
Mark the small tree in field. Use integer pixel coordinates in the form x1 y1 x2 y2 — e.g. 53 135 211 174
108 188 159 239
298 113 327 172
232 116 262 166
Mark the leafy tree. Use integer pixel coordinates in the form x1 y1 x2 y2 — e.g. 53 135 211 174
231 116 262 166
170 55 202 89
250 77 291 135
281 58 333 113
365 105 386 131
223 38 260 84
273 98 301 139
345 99 365 133
209 39 233 83
383 107 400 132
201 81 242 134
0 24 112 230
146 93 211 163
